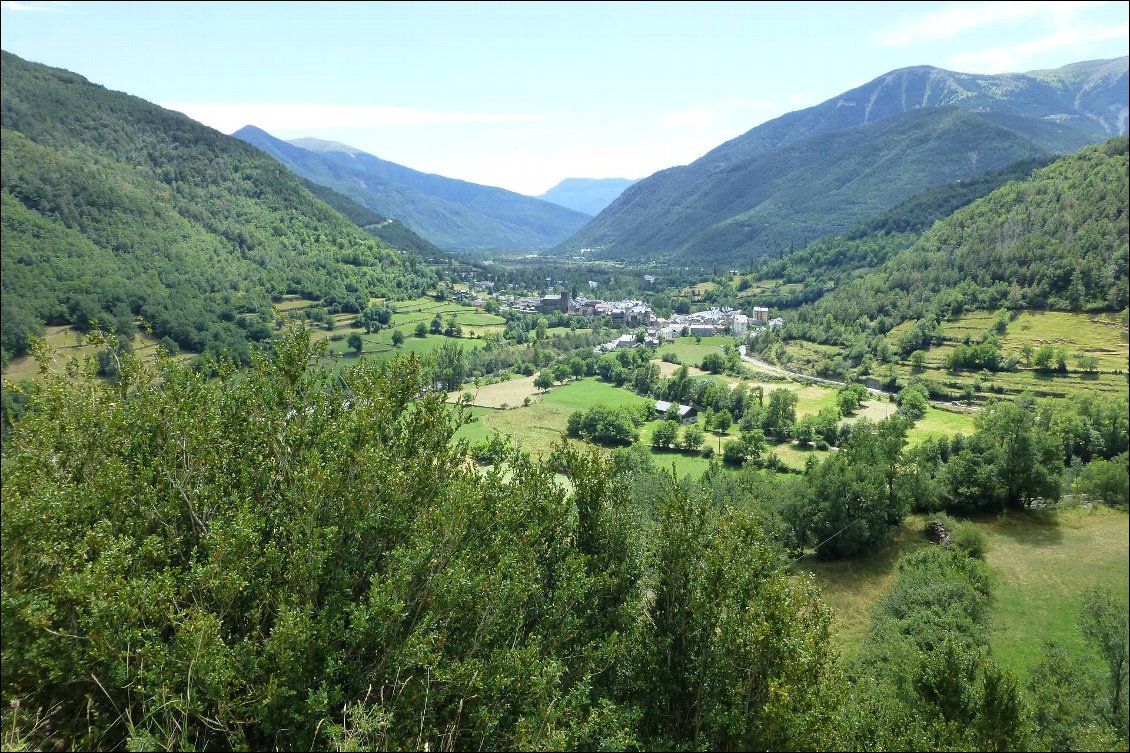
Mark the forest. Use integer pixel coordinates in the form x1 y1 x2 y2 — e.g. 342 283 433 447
1 332 1126 751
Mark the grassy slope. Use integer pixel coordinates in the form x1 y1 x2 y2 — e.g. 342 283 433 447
802 505 1129 680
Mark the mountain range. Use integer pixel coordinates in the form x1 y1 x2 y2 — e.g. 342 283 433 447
559 57 1129 266
233 127 590 252
536 177 638 215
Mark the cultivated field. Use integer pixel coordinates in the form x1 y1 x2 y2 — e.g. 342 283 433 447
882 310 1129 400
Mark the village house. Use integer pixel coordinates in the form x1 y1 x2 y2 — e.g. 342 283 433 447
655 400 698 423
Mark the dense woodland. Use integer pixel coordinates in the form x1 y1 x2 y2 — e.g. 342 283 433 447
2 334 1127 751
0 52 434 368
750 138 1129 380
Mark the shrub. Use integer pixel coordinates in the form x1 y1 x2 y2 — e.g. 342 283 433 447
951 523 987 559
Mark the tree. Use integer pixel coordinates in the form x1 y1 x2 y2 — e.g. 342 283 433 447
897 383 930 420
347 332 363 354
534 371 554 393
391 329 405 347
1028 641 1121 752
1080 588 1129 735
652 420 680 449
681 423 705 451
1075 454 1129 508
431 339 467 391
536 317 549 340
414 322 428 338
700 352 726 374
799 417 913 558
763 388 798 439
909 350 927 369
712 409 732 435
430 313 443 334
1 331 656 751
838 384 868 416
1076 353 1099 373
975 400 1062 510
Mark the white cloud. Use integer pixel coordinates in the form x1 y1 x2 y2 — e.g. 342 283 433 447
948 24 1129 71
162 102 545 135
874 1 1111 47
0 0 67 11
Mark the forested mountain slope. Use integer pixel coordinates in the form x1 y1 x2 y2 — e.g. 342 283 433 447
742 155 1058 310
561 57 1128 266
297 177 443 258
234 127 591 251
785 137 1129 341
0 51 431 367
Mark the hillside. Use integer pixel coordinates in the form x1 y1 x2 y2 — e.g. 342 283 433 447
740 155 1058 310
297 177 443 258
537 177 637 215
560 57 1129 266
778 138 1128 348
0 51 431 368
234 128 590 251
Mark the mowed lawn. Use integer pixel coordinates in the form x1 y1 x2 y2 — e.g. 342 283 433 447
802 505 1129 678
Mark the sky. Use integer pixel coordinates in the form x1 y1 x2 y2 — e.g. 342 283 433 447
2 1 1128 196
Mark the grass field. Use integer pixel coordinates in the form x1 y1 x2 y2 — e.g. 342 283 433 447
453 377 651 457
886 310 1129 400
655 336 732 366
984 504 1129 680
455 375 541 408
3 324 192 383
802 505 1129 679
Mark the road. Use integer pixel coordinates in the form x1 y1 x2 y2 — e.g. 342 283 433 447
737 345 979 412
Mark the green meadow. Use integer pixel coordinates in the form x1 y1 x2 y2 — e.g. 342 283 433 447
803 505 1129 680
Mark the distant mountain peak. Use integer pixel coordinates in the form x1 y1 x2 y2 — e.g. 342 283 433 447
559 56 1128 266
286 137 367 156
234 126 588 250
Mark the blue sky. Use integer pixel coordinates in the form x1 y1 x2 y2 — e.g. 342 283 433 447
2 1 1127 195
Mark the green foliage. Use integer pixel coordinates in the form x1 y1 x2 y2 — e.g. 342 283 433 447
1 52 430 365
699 352 725 373
297 177 441 257
680 423 705 451
950 522 988 560
651 419 680 449
635 477 841 750
843 545 1031 750
1075 453 1130 509
2 331 851 750
533 370 554 392
897 382 930 420
782 138 1129 353
565 405 639 446
1079 588 1130 736
838 383 869 415
1027 642 1124 751
796 417 915 559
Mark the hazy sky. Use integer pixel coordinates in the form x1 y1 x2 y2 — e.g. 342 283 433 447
3 1 1128 195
